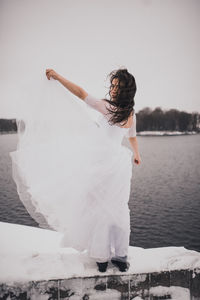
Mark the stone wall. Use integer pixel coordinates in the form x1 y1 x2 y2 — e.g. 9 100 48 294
0 268 200 300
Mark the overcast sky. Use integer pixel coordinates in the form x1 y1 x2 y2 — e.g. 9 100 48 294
0 0 199 118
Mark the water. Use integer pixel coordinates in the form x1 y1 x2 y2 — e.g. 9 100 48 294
0 134 38 227
0 133 200 252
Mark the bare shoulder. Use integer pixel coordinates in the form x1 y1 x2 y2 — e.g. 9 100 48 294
120 113 134 128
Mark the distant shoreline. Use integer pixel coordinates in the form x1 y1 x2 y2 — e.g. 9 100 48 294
0 130 199 136
0 131 17 135
137 131 199 136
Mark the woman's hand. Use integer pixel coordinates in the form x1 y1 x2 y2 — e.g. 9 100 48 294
133 153 141 165
46 69 59 80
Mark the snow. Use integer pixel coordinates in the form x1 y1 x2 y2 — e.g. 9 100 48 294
149 286 190 300
137 131 197 136
0 221 200 283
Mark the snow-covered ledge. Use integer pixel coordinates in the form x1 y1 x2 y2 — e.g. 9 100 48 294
0 222 200 300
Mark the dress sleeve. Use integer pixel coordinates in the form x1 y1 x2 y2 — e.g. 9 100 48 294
124 113 137 138
84 94 108 115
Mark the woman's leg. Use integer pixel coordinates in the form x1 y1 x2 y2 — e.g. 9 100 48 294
111 225 129 258
111 255 128 262
110 225 130 271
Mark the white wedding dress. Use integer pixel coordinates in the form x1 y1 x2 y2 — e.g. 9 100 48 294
10 79 137 261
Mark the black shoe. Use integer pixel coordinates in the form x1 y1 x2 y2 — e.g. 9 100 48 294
111 259 130 272
96 261 108 272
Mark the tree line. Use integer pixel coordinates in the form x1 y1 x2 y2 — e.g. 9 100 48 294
136 107 200 132
0 108 200 133
0 119 17 133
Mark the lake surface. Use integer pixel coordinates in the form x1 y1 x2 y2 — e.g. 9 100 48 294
0 133 200 252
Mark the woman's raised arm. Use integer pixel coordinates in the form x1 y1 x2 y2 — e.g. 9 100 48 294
46 69 88 100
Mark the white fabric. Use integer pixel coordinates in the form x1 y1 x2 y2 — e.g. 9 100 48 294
9 80 136 261
125 112 137 138
84 94 137 138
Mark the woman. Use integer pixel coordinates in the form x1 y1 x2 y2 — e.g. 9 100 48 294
10 68 141 273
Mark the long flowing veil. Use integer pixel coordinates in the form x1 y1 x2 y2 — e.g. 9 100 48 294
9 78 110 233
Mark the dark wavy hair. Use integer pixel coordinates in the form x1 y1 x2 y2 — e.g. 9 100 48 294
104 68 137 126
